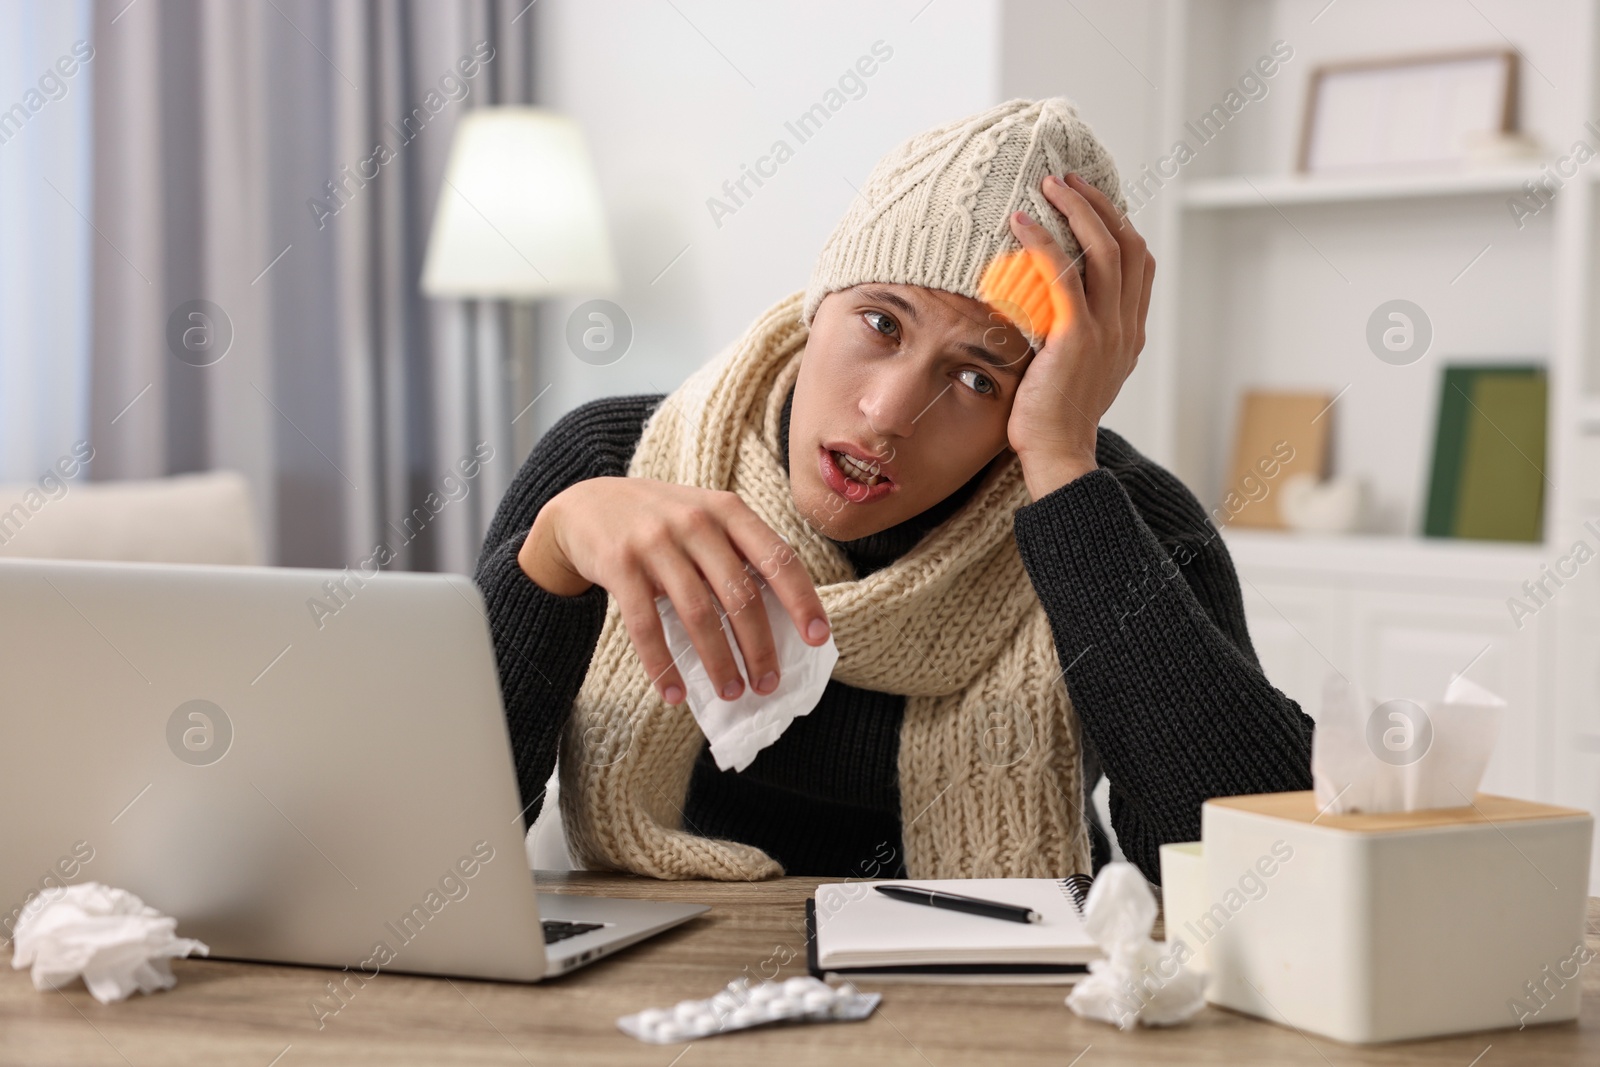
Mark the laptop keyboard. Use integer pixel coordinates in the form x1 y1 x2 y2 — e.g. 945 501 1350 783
542 919 605 945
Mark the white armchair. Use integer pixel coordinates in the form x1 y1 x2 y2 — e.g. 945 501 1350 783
0 470 261 566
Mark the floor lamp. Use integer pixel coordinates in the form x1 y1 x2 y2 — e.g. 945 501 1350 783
421 107 619 513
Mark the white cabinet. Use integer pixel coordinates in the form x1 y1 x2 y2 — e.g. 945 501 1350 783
1226 531 1549 803
1352 594 1542 799
1553 516 1600 892
1236 580 1349 709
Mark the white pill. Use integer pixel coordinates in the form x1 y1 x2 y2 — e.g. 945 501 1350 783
730 1005 763 1027
636 1009 669 1026
784 976 819 996
749 983 780 1004
802 989 833 1011
655 1021 685 1041
674 1001 702 1020
691 1009 719 1032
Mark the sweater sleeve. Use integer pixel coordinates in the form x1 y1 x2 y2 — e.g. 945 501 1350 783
472 394 664 831
1010 440 1315 884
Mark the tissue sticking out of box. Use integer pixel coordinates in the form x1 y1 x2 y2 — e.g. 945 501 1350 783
656 575 838 772
1311 673 1504 815
11 882 209 1003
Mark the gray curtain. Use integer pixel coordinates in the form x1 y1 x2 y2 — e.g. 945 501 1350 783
87 0 537 572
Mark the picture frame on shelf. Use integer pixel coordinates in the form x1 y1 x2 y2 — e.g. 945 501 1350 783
1298 48 1518 174
1423 364 1548 544
1224 391 1333 530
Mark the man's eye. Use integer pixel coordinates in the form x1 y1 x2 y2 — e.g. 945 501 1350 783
957 368 995 395
863 310 898 338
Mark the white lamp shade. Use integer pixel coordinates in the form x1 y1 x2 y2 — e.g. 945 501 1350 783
421 108 618 299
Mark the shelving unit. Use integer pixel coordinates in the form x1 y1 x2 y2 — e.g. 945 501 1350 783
1144 0 1600 890
1581 397 1600 432
1219 528 1544 588
1181 165 1546 209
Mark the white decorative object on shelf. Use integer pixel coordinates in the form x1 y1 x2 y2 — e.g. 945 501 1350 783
1278 473 1365 535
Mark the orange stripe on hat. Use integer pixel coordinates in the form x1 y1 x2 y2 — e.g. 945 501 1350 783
978 247 1054 344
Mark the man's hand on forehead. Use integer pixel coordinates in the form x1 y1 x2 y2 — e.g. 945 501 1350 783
999 172 1156 501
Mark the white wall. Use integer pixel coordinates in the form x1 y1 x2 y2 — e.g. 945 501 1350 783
529 0 1001 442
998 0 1168 455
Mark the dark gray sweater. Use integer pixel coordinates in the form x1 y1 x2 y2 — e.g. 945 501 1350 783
472 389 1314 882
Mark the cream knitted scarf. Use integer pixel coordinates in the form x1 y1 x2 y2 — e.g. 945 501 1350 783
558 289 1089 881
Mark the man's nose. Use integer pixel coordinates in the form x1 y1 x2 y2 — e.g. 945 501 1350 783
858 359 936 442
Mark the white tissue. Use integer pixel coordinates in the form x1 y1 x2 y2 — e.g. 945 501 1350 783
1312 673 1505 815
656 575 838 772
1065 863 1206 1029
11 882 209 1003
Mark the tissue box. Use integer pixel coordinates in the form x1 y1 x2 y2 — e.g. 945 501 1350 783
1170 790 1592 1044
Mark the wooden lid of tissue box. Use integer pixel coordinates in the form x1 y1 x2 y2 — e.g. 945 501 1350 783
1207 789 1589 833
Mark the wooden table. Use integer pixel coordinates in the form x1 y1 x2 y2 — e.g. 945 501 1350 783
3 873 1598 1065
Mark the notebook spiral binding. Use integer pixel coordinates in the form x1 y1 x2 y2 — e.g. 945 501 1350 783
1056 874 1093 916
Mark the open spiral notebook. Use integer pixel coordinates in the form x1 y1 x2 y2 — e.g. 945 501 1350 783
805 875 1097 986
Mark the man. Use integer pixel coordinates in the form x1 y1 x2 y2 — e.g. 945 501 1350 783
474 97 1313 883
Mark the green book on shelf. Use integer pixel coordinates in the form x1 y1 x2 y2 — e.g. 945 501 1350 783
1423 365 1547 542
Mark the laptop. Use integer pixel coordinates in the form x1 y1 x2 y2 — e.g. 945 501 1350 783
0 557 707 982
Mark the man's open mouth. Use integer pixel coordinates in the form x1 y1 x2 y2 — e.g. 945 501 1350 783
831 449 886 486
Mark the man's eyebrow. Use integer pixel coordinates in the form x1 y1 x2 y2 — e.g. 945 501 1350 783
856 285 918 321
856 285 1028 377
954 340 1027 377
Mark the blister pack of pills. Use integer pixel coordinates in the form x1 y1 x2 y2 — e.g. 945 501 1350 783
616 975 880 1044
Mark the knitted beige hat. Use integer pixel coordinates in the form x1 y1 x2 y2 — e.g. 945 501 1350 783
801 97 1125 352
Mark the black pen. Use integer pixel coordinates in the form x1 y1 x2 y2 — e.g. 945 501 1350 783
874 884 1041 924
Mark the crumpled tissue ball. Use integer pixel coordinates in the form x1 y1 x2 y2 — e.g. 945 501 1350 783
11 882 209 1003
1065 862 1206 1029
